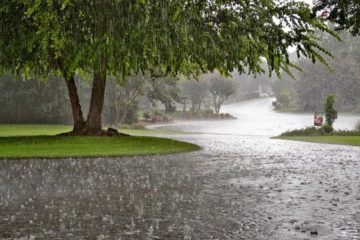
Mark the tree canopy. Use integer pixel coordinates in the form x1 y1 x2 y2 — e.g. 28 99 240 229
1 0 332 76
272 25 360 112
0 0 333 135
208 75 236 114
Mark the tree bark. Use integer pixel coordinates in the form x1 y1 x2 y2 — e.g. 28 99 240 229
64 76 85 134
86 66 107 135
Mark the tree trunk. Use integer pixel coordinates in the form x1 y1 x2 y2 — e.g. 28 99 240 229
191 100 195 113
213 95 220 114
86 66 107 135
64 76 85 134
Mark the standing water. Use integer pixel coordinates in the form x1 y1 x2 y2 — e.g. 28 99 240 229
1 98 360 239
155 98 360 136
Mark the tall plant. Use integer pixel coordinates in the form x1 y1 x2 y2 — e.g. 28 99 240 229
324 95 337 131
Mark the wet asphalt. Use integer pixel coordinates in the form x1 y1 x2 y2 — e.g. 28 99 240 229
1 98 360 239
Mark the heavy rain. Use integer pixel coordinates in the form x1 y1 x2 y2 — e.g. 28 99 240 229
1 1 360 240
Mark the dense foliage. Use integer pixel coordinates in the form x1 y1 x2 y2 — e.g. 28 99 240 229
147 76 182 113
0 0 332 135
280 126 360 137
272 27 360 112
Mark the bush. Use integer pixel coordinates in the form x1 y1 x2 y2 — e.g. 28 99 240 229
280 126 360 137
280 127 321 137
143 111 151 120
322 124 333 134
151 114 161 123
277 90 291 107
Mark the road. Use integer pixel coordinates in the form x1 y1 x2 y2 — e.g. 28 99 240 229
1 98 360 239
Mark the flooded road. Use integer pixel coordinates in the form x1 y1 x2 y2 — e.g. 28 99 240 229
1 98 360 239
157 97 360 137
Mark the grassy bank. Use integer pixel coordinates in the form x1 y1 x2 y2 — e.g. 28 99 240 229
0 124 196 137
0 124 200 159
275 126 360 147
0 124 72 136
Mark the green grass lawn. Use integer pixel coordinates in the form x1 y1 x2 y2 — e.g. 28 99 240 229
0 124 200 159
277 136 360 147
0 124 73 136
0 124 196 137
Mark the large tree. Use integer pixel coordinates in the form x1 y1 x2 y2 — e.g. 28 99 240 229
1 0 332 135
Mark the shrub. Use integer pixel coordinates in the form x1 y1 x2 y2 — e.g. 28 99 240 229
324 95 337 131
143 111 151 120
280 127 321 137
280 126 360 137
277 90 291 108
322 124 333 134
151 114 161 123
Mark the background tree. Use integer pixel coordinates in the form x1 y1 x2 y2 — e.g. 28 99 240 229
181 79 209 113
271 27 360 112
147 76 182 113
324 95 337 131
231 70 274 101
208 75 237 114
105 75 146 126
